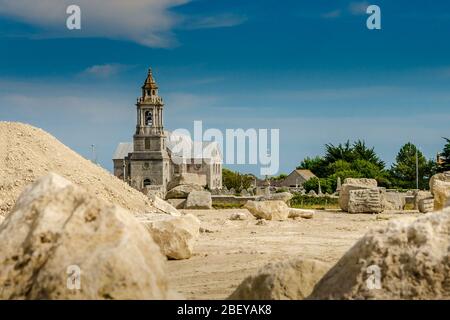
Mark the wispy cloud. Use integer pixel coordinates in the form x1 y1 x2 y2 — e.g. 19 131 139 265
321 10 342 19
79 64 132 79
183 13 247 30
348 1 370 15
0 0 247 48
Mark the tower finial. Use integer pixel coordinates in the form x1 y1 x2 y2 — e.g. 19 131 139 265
148 67 152 75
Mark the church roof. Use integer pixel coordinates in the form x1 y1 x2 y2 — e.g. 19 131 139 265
142 68 158 90
112 132 222 162
112 142 133 160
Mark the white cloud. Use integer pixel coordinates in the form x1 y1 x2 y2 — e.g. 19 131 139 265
0 0 247 47
79 64 131 78
184 13 247 30
348 1 370 15
321 10 342 19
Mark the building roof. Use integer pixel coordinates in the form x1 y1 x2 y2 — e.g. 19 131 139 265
112 142 133 160
142 68 158 90
293 169 316 180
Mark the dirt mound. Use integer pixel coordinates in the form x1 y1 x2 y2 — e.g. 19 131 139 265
0 122 157 216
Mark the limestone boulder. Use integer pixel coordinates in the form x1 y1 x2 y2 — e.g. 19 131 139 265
165 184 203 199
414 191 433 211
139 214 200 260
0 173 174 300
229 212 249 221
383 192 406 211
347 188 384 214
260 192 293 204
289 208 314 219
167 173 207 191
244 200 289 221
430 179 450 211
339 178 378 212
229 259 330 300
147 194 181 216
185 191 212 209
166 198 186 209
418 198 434 213
309 207 450 300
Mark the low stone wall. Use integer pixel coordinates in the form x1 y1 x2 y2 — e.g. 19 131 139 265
212 195 258 206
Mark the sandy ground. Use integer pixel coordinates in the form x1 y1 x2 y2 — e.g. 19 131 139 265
166 209 421 300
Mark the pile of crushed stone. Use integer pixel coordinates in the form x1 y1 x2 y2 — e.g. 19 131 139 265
0 122 158 216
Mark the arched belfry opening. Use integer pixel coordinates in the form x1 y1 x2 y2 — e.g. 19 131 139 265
145 111 153 126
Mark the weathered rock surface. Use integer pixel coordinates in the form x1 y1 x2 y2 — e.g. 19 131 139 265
414 191 433 211
260 192 293 204
229 259 329 300
0 215 4 225
430 177 450 211
418 198 434 213
0 173 173 300
166 198 187 209
309 207 450 300
339 178 378 212
147 194 181 216
383 192 406 211
229 212 248 221
165 184 203 199
167 173 207 191
185 191 212 209
244 200 289 221
139 214 200 260
348 188 384 214
289 208 314 219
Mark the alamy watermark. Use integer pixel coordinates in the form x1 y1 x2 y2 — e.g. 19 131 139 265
170 121 279 176
66 5 81 30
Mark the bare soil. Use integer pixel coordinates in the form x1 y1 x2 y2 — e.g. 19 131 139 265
166 209 421 300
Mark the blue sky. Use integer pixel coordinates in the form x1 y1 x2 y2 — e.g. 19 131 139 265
0 0 449 176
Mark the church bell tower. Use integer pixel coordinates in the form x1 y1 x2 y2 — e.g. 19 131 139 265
129 68 170 191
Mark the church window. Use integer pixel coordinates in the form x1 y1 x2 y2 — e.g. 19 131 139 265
145 111 153 126
145 138 150 150
143 179 152 187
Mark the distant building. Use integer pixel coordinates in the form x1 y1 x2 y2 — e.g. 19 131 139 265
276 169 317 188
113 68 222 194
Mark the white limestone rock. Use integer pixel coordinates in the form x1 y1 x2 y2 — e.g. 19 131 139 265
167 173 207 191
0 173 174 300
309 207 450 299
414 190 433 211
139 213 200 260
148 194 181 216
229 212 248 221
348 188 384 214
289 208 314 219
229 259 330 300
260 192 293 204
165 184 203 199
339 178 378 212
430 174 450 211
244 200 289 221
185 191 212 209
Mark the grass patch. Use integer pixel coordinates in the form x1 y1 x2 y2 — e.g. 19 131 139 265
213 203 244 209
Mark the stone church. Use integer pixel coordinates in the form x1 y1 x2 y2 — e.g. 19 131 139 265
113 68 222 194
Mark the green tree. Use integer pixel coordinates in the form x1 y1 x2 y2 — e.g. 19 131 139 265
222 168 253 193
297 156 328 177
438 137 450 172
390 143 435 190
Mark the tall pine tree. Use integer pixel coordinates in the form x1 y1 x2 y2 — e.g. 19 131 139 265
439 137 450 172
